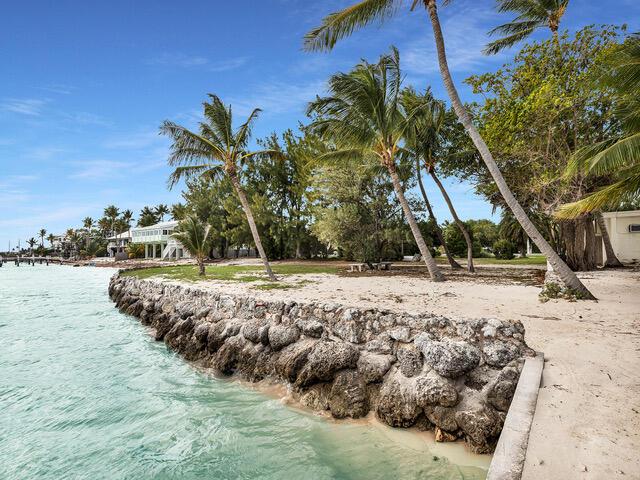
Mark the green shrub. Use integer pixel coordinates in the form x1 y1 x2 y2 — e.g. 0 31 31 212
492 239 517 260
127 243 145 259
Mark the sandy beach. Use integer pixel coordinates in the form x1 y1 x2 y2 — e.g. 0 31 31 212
148 261 640 478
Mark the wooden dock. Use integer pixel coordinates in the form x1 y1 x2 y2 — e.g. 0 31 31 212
0 256 63 266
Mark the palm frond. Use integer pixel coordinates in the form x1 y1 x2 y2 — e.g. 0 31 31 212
303 0 398 52
483 27 537 55
233 108 262 154
580 133 640 177
555 166 640 218
204 94 234 149
159 121 224 165
167 164 219 189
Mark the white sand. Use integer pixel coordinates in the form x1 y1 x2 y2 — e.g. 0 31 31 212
154 264 640 478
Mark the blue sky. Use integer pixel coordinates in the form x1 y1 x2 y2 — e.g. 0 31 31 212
1 0 637 249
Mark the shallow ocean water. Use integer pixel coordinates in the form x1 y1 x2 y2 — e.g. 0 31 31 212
0 264 488 479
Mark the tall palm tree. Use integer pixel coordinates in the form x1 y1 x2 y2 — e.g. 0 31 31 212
82 217 94 249
402 87 474 272
307 48 444 281
121 209 134 230
160 94 278 281
46 233 55 249
103 205 119 236
38 228 47 248
304 0 595 299
483 0 569 55
155 204 170 222
171 215 214 276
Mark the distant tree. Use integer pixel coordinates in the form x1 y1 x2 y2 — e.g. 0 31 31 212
137 206 159 227
155 204 170 222
121 210 134 230
38 228 47 248
171 215 214 276
103 205 120 236
27 237 37 255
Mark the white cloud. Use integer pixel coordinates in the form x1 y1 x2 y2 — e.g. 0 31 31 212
68 160 129 180
229 80 326 117
402 7 506 75
102 130 161 149
61 111 112 127
37 84 75 95
1 98 48 116
147 53 209 67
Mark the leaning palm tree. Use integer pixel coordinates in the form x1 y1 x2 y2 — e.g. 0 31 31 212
483 0 569 55
308 48 444 281
160 94 278 281
304 0 594 298
402 87 474 272
171 215 214 276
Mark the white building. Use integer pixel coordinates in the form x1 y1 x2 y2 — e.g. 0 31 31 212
107 230 132 259
130 221 191 260
599 210 640 264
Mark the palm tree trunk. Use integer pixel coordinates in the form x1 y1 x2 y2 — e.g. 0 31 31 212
429 169 475 273
230 176 277 281
595 212 623 267
198 258 206 276
388 165 445 282
424 0 595 299
416 160 461 269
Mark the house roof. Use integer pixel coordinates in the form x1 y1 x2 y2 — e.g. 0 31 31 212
131 221 178 232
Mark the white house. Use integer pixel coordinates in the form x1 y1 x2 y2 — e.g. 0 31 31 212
599 210 640 264
107 230 132 259
130 221 191 260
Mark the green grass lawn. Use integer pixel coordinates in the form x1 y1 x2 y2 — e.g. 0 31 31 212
435 255 547 266
121 263 340 285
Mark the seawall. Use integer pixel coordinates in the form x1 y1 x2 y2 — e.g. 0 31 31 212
109 272 535 453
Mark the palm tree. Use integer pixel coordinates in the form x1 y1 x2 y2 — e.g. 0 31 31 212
484 0 569 55
27 237 37 255
82 217 94 249
121 209 134 230
304 0 595 299
38 228 47 248
308 48 444 281
402 87 474 272
171 215 214 276
160 94 278 281
103 205 119 236
46 233 55 249
155 204 170 222
415 158 462 269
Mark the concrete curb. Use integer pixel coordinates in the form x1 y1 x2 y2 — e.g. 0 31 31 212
486 352 544 480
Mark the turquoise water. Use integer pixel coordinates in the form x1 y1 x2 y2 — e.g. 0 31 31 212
0 264 487 479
